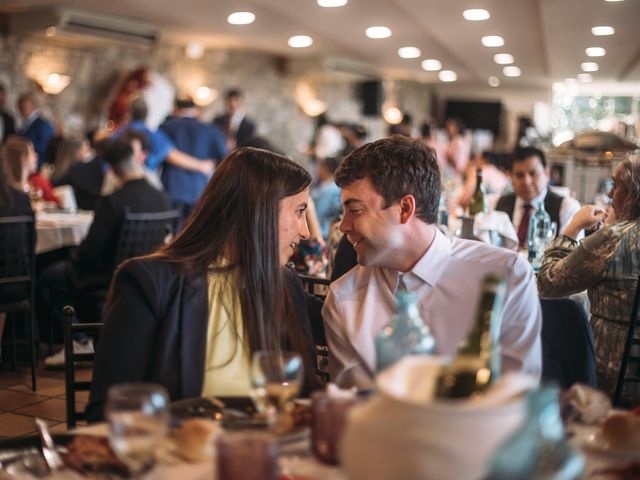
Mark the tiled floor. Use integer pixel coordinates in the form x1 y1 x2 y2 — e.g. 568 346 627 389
0 352 92 438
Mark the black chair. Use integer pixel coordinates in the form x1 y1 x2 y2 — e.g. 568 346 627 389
63 305 102 429
613 273 640 406
0 216 37 391
540 298 596 389
299 274 331 300
330 235 358 282
299 274 331 384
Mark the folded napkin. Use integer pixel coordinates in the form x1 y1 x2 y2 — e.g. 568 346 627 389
475 210 519 250
341 356 537 480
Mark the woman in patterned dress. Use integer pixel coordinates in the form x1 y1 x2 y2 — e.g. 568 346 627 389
537 155 640 403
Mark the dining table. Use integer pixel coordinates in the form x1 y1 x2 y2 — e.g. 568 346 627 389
35 210 94 255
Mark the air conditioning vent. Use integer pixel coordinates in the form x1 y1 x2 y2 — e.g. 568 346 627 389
9 7 159 45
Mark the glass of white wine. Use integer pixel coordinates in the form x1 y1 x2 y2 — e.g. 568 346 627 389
249 351 304 431
106 383 169 476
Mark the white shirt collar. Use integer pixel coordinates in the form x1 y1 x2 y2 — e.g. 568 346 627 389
515 187 548 210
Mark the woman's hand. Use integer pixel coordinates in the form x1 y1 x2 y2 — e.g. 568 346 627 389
563 205 608 239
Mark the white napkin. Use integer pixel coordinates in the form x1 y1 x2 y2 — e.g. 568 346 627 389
342 356 536 480
475 210 519 250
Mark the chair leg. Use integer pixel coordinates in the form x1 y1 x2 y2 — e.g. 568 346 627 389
10 315 16 372
48 314 54 355
28 310 37 391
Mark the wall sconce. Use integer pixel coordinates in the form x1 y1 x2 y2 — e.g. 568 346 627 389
382 101 402 124
193 86 217 107
38 73 71 95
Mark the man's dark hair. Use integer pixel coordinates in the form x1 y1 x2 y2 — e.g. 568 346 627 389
129 97 148 121
512 146 546 169
226 88 243 99
335 135 440 224
104 140 134 170
120 129 149 152
321 156 342 176
175 95 196 109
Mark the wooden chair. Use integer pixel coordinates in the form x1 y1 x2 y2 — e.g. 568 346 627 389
0 216 37 391
63 306 103 429
299 274 331 383
613 273 640 406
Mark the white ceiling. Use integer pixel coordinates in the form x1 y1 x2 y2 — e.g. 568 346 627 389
4 0 640 87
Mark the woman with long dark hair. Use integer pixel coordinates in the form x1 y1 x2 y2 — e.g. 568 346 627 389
87 147 319 420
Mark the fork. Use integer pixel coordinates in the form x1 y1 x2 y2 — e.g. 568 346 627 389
35 418 65 471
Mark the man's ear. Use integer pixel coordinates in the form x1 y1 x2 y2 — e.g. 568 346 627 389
399 194 416 224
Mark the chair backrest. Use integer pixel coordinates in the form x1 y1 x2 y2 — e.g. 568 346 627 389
613 273 640 406
0 216 35 285
113 209 180 266
540 298 596 389
299 274 331 384
63 306 103 429
299 274 331 300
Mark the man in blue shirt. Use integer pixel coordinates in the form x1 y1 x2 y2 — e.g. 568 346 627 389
160 96 227 225
17 92 54 169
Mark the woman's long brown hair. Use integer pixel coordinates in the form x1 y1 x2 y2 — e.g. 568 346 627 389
151 147 316 385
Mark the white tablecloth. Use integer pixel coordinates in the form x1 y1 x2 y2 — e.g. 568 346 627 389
35 211 93 254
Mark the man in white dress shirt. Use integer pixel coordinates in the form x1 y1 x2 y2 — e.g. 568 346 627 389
495 147 581 247
322 136 542 389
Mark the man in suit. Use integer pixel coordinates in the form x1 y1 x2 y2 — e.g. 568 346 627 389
213 88 256 150
17 92 54 168
0 83 16 143
495 147 580 248
39 140 172 367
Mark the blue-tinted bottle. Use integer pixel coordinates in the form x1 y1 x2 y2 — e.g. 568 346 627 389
374 290 436 372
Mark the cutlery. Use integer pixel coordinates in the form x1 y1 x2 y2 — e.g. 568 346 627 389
35 418 65 471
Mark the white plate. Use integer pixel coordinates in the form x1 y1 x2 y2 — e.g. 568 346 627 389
582 431 640 460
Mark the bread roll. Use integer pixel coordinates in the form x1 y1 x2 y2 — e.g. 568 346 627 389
601 413 640 449
174 418 221 462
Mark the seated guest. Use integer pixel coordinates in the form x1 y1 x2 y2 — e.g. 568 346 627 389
322 136 542 389
495 147 580 248
16 92 54 169
458 151 509 210
311 156 343 242
86 147 319 421
54 137 105 211
39 140 172 367
538 155 640 404
0 143 34 360
2 135 59 206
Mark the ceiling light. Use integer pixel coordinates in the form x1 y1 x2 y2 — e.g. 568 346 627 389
577 73 593 83
488 76 500 87
421 59 442 71
288 35 313 48
38 73 70 95
604 0 624 2
493 53 514 64
383 103 403 124
227 11 255 25
398 46 421 58
585 47 606 57
591 25 615 35
365 26 392 39
317 0 348 6
503 66 521 77
481 35 504 47
581 62 599 72
439 70 457 82
463 9 490 21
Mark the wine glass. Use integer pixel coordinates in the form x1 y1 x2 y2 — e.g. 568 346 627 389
105 383 169 476
249 351 304 431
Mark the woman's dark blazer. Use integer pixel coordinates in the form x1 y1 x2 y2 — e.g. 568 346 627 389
86 258 316 422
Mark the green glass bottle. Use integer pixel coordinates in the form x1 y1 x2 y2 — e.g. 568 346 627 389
435 274 507 398
468 168 487 216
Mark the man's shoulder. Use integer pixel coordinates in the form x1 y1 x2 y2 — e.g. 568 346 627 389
449 237 525 273
329 264 376 299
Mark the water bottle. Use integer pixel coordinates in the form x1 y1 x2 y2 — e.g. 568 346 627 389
527 203 552 272
374 290 436 372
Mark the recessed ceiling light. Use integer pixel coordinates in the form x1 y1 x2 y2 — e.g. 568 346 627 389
317 0 348 6
493 53 514 64
591 25 615 35
365 26 392 39
288 35 313 48
577 73 593 83
481 35 505 47
605 0 624 2
463 9 490 21
585 47 606 57
503 66 521 77
581 62 599 72
398 46 421 58
421 59 442 71
488 76 500 87
439 70 457 82
227 11 255 25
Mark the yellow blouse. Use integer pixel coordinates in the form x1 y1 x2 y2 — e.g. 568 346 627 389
201 266 251 397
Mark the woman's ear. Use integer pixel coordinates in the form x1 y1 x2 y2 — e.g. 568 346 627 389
399 194 416 224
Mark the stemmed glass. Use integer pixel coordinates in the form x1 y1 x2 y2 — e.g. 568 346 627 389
249 351 304 431
105 383 169 477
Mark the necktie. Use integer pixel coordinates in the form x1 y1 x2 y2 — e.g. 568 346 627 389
518 204 534 247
